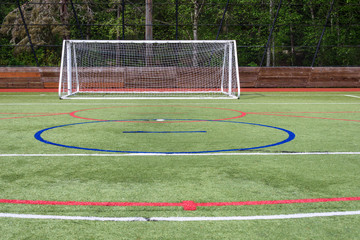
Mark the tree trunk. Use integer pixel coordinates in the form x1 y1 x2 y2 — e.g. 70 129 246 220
266 0 273 67
191 0 205 40
191 0 205 66
59 0 70 40
290 24 295 65
193 2 199 40
309 0 315 21
145 0 153 40
145 0 153 66
117 3 121 40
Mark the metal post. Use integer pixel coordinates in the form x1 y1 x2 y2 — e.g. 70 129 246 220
311 0 335 67
260 0 282 67
175 0 179 40
233 40 241 98
216 0 230 40
69 0 84 39
66 42 73 95
16 0 39 66
228 43 233 95
220 44 227 93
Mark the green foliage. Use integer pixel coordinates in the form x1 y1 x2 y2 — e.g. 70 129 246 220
0 0 359 66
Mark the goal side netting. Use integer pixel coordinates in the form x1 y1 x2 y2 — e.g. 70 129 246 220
59 40 240 99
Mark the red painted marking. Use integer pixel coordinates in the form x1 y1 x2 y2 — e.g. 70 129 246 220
0 112 69 120
241 88 360 92
1 197 359 211
1 88 359 93
182 201 198 211
69 105 246 122
247 112 360 123
249 111 360 114
0 89 58 92
0 113 53 114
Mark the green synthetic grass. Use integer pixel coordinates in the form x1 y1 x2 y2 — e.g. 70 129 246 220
0 91 359 239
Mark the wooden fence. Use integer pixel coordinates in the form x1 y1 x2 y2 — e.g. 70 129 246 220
0 67 359 89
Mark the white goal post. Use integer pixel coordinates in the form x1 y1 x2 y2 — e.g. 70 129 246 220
59 40 240 99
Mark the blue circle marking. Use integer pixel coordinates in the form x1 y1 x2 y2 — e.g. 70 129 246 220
34 119 295 154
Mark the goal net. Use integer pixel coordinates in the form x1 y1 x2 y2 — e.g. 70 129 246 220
59 40 240 99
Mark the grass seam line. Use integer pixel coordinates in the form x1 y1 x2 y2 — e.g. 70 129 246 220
345 95 360 99
1 152 360 157
1 210 360 222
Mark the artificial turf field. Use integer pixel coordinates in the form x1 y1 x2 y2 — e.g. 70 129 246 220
0 90 359 239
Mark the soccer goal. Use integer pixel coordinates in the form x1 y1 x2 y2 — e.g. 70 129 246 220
59 40 240 99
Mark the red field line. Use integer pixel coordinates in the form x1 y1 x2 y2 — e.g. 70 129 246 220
249 111 360 114
241 88 360 92
247 112 360 122
0 88 359 93
0 112 68 120
69 105 246 122
0 113 54 114
1 197 360 211
0 89 58 92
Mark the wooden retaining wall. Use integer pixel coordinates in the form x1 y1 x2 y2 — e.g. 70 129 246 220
0 67 59 89
0 67 359 89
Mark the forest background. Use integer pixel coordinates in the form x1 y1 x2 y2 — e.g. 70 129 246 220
0 0 359 67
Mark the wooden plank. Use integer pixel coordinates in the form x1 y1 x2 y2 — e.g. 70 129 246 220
0 77 41 82
41 72 60 78
0 82 8 88
41 77 59 83
309 77 359 82
28 83 44 88
0 67 39 72
7 82 29 88
80 82 124 88
259 67 311 77
0 72 41 78
44 82 59 88
256 80 308 88
307 82 360 88
241 82 256 88
239 67 260 73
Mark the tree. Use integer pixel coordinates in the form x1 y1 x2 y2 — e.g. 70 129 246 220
145 0 153 40
1 0 360 66
190 0 205 40
0 0 69 50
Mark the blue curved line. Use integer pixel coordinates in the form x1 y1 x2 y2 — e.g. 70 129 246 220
34 119 295 154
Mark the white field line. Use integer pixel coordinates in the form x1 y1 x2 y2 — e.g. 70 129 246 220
0 94 350 97
345 95 360 99
1 210 360 222
0 103 360 106
1 152 360 157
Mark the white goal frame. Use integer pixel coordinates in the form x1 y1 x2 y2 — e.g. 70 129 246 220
59 40 240 99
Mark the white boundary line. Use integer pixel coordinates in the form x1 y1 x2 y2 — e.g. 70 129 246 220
345 95 360 99
0 103 360 106
1 152 360 157
1 210 360 222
